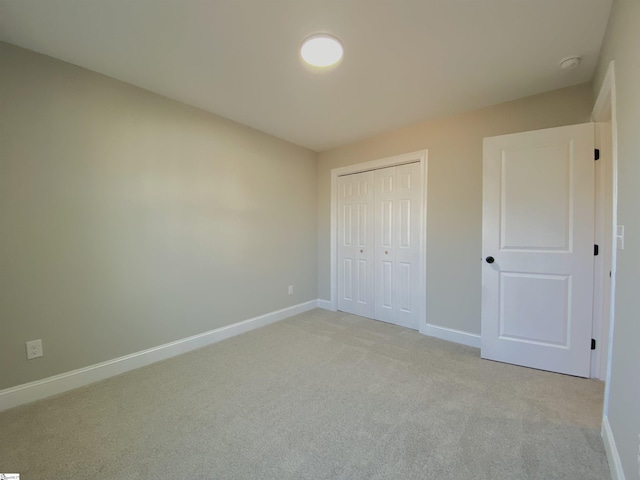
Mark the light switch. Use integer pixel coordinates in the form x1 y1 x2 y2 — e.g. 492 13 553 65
616 225 625 250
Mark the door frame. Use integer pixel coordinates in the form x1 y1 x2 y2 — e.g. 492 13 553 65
329 150 429 332
591 62 619 393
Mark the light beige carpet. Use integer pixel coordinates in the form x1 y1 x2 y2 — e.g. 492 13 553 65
0 309 609 479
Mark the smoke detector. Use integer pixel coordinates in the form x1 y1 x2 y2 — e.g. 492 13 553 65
559 56 582 71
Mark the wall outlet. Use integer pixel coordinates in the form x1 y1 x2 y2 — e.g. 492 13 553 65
288 285 294 295
26 339 43 360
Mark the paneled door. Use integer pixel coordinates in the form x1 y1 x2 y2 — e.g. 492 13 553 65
374 163 422 329
481 123 595 377
337 170 375 318
337 163 422 329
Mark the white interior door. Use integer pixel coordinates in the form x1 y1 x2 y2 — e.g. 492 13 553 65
481 123 595 377
337 171 375 318
374 163 421 329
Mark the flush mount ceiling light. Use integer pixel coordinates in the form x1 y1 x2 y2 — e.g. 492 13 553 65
300 34 343 68
559 56 582 70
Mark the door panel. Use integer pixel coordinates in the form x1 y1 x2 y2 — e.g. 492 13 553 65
399 262 411 312
374 163 421 329
357 260 368 303
482 123 594 377
375 167 396 324
392 163 421 328
499 272 570 346
501 143 572 250
380 201 392 247
337 171 375 317
382 260 393 308
343 258 353 300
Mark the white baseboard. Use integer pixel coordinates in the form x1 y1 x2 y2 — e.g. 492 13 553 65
602 415 626 480
423 323 481 348
0 300 318 412
316 299 334 311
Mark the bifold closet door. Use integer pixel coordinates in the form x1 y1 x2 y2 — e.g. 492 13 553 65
374 163 421 330
337 171 375 318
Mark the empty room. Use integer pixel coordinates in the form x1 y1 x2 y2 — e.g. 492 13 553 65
1 1 638 479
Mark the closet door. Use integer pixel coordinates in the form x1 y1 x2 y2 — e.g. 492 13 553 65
374 163 421 329
337 171 375 318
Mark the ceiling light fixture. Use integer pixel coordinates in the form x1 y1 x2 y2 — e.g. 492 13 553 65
300 34 343 68
559 56 582 71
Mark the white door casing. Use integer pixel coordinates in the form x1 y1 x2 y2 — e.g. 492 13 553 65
374 163 422 329
591 60 618 412
592 120 613 380
481 123 595 377
337 171 375 318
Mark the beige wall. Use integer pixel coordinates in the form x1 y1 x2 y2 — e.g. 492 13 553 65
0 42 318 390
317 84 593 334
593 2 640 478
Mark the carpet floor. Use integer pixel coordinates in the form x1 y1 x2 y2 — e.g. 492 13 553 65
0 309 609 479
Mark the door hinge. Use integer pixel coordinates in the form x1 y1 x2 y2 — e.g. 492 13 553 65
594 244 599 256
591 339 596 350
595 149 600 160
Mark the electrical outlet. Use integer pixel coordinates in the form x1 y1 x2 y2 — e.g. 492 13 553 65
288 285 294 295
26 339 43 360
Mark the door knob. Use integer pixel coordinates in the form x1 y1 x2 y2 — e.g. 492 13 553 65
485 256 495 264
360 249 363 253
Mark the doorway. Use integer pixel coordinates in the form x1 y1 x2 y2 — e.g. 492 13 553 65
330 151 428 330
480 65 618 381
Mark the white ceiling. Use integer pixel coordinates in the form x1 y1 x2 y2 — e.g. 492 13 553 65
0 0 612 151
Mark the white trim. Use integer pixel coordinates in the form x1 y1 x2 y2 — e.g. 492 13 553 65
591 61 619 412
424 323 481 348
591 121 611 380
602 416 626 480
590 61 618 382
592 62 615 121
0 300 318 412
330 150 428 328
316 299 334 311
